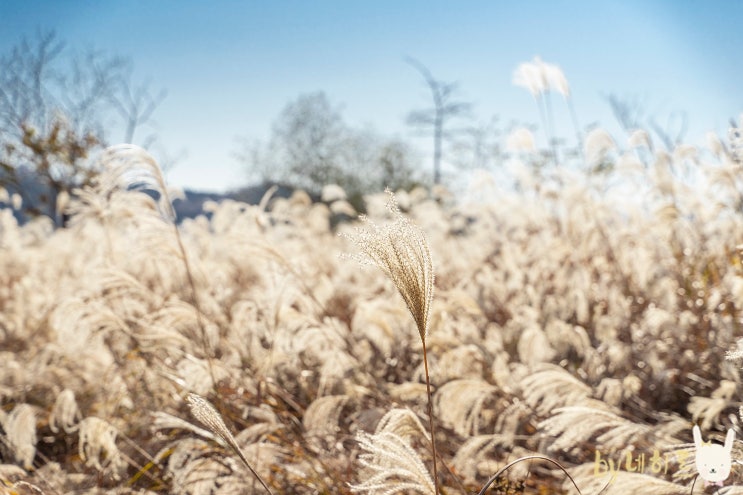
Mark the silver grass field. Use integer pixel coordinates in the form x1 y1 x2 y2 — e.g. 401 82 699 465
2 125 743 495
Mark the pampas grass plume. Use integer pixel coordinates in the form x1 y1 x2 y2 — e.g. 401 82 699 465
351 409 436 495
584 128 616 166
513 60 547 97
341 188 434 342
3 404 37 469
186 393 275 495
506 127 536 153
342 189 440 492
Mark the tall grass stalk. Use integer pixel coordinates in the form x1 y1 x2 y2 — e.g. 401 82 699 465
98 144 219 390
186 393 275 495
342 189 439 493
543 91 558 164
567 96 585 160
420 338 439 492
477 455 592 495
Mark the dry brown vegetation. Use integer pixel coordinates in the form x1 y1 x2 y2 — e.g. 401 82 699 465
2 131 743 495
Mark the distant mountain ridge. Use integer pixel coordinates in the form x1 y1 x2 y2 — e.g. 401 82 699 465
173 182 304 222
0 173 306 226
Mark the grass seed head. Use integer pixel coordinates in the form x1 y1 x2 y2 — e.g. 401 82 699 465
342 189 435 342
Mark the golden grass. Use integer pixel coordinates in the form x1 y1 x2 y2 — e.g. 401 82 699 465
2 134 743 494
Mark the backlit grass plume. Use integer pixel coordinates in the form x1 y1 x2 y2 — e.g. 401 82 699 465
342 189 435 341
95 143 178 222
186 393 275 495
342 189 439 492
352 409 436 495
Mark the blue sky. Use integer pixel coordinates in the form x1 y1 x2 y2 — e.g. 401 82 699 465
1 1 741 192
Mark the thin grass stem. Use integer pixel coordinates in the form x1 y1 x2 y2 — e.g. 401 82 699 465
477 455 591 495
421 339 440 494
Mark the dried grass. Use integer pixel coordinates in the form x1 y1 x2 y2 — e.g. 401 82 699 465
3 129 743 494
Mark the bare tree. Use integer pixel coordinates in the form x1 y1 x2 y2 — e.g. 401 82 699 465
450 116 504 171
375 139 419 192
405 57 471 184
237 91 420 206
605 93 687 150
110 73 167 145
0 32 66 137
0 31 166 225
271 91 348 189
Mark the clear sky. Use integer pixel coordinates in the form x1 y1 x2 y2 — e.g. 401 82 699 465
1 1 741 192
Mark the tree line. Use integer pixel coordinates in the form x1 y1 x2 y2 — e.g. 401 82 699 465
0 31 167 226
0 32 485 224
2 31 693 226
